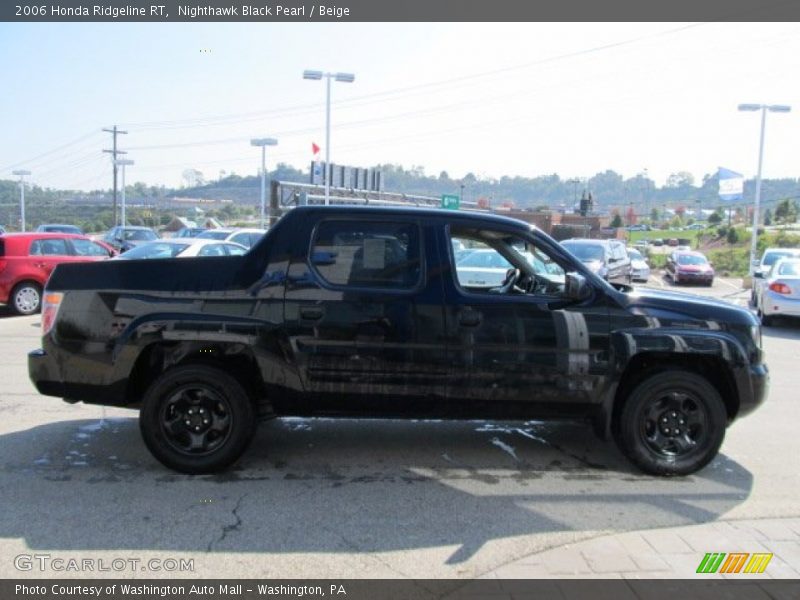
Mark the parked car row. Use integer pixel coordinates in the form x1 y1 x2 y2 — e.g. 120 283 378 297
0 226 267 315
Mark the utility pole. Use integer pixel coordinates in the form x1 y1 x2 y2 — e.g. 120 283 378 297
103 126 128 226
12 170 30 232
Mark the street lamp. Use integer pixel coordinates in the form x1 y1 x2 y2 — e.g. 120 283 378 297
113 159 134 226
11 170 31 232
738 103 791 274
303 69 355 205
250 137 278 228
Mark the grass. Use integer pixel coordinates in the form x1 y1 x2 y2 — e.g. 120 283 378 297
628 229 704 245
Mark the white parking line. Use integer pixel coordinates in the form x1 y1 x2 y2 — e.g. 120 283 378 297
716 277 743 292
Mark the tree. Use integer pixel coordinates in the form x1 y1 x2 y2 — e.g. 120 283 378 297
650 207 660 222
764 208 773 226
610 213 623 228
727 227 740 245
708 210 722 225
774 198 798 224
666 171 695 188
625 205 636 225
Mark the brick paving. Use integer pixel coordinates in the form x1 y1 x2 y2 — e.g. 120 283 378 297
483 518 800 579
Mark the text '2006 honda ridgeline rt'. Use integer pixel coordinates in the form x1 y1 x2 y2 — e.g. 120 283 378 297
29 206 768 475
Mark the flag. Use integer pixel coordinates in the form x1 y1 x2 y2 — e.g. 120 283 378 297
312 142 320 155
718 167 743 201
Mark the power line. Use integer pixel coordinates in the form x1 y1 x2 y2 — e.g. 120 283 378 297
0 130 100 174
120 23 709 133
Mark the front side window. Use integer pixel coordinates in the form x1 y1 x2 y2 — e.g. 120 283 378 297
71 238 109 257
450 227 565 295
310 220 421 289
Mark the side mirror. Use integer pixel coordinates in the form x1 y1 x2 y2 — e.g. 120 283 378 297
753 271 764 279
564 272 592 301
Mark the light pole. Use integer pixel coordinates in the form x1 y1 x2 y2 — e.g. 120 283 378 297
11 170 31 232
738 103 791 274
114 159 134 227
303 69 355 205
250 138 278 228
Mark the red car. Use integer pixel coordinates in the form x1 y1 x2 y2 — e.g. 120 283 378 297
0 233 116 315
665 250 715 286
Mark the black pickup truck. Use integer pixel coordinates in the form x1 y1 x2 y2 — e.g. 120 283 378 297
29 206 768 475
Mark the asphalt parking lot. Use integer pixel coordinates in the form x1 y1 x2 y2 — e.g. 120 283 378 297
0 281 798 581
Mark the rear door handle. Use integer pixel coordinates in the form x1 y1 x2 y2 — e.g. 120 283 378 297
299 306 324 321
458 310 482 327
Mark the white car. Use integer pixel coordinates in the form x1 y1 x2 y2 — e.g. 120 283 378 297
754 257 800 326
752 247 800 304
626 247 651 282
114 238 248 260
195 227 266 249
455 248 563 289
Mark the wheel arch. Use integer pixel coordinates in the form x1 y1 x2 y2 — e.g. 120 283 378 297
610 352 739 437
125 340 272 417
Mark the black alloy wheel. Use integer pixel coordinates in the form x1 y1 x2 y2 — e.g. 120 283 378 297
616 369 726 476
140 365 256 474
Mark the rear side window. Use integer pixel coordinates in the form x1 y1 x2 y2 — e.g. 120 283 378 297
310 220 421 289
29 238 69 256
0 239 4 257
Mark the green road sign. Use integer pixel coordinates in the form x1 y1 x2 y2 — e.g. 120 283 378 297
441 194 460 210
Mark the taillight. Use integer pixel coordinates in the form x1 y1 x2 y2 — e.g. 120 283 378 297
0 259 6 274
41 292 63 336
769 282 792 295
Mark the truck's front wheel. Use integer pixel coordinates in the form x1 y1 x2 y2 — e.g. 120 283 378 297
616 370 727 476
140 365 256 474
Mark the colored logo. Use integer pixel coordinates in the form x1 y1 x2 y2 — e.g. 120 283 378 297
696 552 772 574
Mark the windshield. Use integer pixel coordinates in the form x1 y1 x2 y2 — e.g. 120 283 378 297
197 230 230 240
627 249 643 261
123 229 157 241
764 251 799 266
676 254 708 266
562 242 604 262
120 242 188 259
457 250 511 269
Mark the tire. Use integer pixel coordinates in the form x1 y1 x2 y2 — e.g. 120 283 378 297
10 281 42 315
139 365 256 474
705 279 714 287
615 370 727 476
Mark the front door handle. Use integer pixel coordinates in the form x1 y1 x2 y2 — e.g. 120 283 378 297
300 306 324 321
458 309 482 327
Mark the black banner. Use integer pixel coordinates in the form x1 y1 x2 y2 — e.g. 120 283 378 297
4 579 800 600
3 0 800 22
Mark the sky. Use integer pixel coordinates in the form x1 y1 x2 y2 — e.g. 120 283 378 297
1 22 800 191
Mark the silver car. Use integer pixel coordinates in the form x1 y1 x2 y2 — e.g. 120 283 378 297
754 257 800 326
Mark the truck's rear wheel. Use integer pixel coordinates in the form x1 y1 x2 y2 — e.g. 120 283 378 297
616 370 726 476
140 365 255 474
